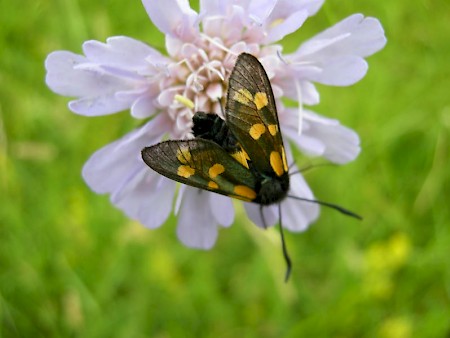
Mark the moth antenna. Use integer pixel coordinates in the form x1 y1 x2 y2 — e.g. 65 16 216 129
289 162 336 176
278 203 292 282
287 195 362 220
260 205 291 281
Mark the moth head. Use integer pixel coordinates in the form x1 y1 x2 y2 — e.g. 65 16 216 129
258 175 290 205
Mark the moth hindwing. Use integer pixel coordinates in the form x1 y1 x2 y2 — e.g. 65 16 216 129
141 139 259 202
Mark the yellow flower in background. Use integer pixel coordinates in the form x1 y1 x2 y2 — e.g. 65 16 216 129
363 232 412 299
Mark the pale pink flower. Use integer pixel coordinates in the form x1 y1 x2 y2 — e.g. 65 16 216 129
45 0 386 249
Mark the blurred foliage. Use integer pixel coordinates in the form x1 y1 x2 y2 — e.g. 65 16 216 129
1 0 449 337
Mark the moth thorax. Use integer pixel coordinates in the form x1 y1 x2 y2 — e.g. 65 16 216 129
258 175 290 205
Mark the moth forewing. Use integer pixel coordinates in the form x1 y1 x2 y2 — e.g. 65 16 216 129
225 53 288 178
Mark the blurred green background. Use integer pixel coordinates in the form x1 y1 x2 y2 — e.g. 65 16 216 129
1 0 449 337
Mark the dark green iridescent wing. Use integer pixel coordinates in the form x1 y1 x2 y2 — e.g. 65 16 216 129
141 139 259 202
225 53 288 178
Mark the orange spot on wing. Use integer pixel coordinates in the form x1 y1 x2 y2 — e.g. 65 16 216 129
270 151 284 177
231 151 249 169
176 146 191 164
233 88 252 105
254 92 268 110
281 146 288 172
249 124 266 140
208 181 219 189
268 124 278 136
177 165 195 178
208 163 225 178
234 185 257 200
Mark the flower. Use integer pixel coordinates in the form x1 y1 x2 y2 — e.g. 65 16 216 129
45 0 386 249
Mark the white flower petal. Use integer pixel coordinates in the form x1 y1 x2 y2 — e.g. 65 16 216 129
164 35 184 57
281 173 319 232
209 193 234 227
299 81 320 105
174 184 186 215
300 14 387 58
114 87 158 118
283 139 295 165
284 14 386 87
248 0 319 44
112 170 176 228
313 125 361 164
244 203 278 228
157 88 177 107
303 110 339 125
306 55 368 86
248 0 277 24
303 110 361 164
68 95 132 116
142 0 198 41
270 0 324 19
283 127 325 157
115 87 148 101
45 51 113 97
265 10 308 44
82 113 171 194
81 113 174 228
82 36 166 70
267 0 296 19
206 82 223 101
201 16 224 39
281 108 360 163
275 76 320 105
199 0 227 16
45 51 146 116
130 93 158 118
201 4 247 41
177 187 219 249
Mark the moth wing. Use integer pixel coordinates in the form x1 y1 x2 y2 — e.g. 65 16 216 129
142 139 259 202
226 53 288 177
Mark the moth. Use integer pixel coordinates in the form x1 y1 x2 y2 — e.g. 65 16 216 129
142 53 360 281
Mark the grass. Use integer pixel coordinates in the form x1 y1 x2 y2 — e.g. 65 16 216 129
1 0 449 337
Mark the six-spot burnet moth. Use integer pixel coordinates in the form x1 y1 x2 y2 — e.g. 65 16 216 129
142 53 361 281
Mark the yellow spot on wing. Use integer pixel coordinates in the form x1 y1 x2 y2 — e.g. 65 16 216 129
270 151 284 177
254 92 268 110
177 165 195 178
208 181 219 189
231 151 249 169
249 124 266 140
281 146 288 172
209 163 225 178
234 185 257 200
176 146 191 164
268 124 278 136
233 88 253 105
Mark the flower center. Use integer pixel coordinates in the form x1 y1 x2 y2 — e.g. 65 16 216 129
161 37 239 138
